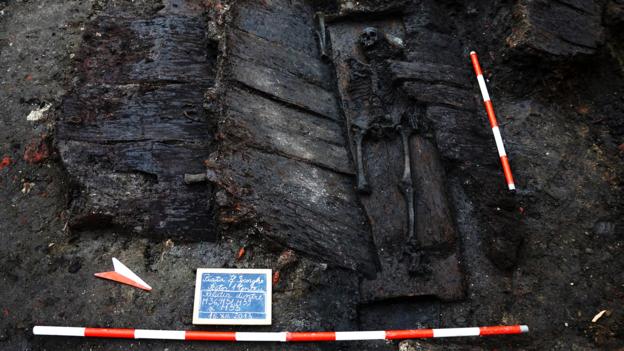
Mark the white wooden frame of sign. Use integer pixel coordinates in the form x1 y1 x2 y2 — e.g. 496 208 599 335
193 268 272 325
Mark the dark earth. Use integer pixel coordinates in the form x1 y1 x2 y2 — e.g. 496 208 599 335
1 0 624 350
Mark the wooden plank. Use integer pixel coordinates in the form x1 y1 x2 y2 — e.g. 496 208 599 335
228 28 333 90
401 81 475 110
360 252 464 302
59 83 212 143
389 60 472 88
404 30 464 66
225 88 353 174
411 136 458 250
229 57 339 119
58 10 216 239
76 15 215 84
212 1 371 272
426 106 492 163
59 140 214 238
507 0 604 56
213 148 376 272
233 0 319 57
402 2 464 66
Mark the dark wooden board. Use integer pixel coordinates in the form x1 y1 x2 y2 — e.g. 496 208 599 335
59 83 212 143
213 148 376 272
76 15 216 84
59 140 214 238
224 87 353 174
411 137 458 251
228 29 333 90
401 81 475 111
229 57 339 119
507 0 604 56
233 0 319 57
425 106 493 164
58 8 216 239
389 60 472 89
209 0 376 272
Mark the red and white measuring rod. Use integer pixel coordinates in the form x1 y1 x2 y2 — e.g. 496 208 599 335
34 325 528 342
470 51 516 191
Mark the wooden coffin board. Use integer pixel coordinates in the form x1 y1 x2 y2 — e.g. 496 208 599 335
210 0 377 272
57 7 216 238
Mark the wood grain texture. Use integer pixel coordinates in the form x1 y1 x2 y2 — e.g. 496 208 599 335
58 7 216 238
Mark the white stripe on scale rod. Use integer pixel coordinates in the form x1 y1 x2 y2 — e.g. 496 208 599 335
433 327 480 338
476 75 490 101
236 332 288 342
335 331 386 340
135 329 185 340
492 126 507 157
32 326 86 337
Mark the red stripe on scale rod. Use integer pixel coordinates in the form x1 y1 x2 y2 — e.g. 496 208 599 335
470 51 516 191
33 325 528 342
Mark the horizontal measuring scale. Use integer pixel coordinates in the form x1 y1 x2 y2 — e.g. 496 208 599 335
34 325 529 342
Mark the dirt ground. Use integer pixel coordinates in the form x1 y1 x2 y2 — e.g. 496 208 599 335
1 0 623 350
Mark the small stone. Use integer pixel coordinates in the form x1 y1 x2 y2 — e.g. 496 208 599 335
593 221 616 236
21 182 34 194
68 258 82 273
26 103 51 122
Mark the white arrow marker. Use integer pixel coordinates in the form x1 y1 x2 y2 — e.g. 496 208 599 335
94 257 152 291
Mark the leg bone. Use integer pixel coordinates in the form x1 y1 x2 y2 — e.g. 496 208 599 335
398 125 415 246
315 12 328 60
354 127 371 194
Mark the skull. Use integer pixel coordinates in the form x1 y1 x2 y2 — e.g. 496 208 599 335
360 27 380 49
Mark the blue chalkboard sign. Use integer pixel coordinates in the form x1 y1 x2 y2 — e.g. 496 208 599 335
192 268 272 325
